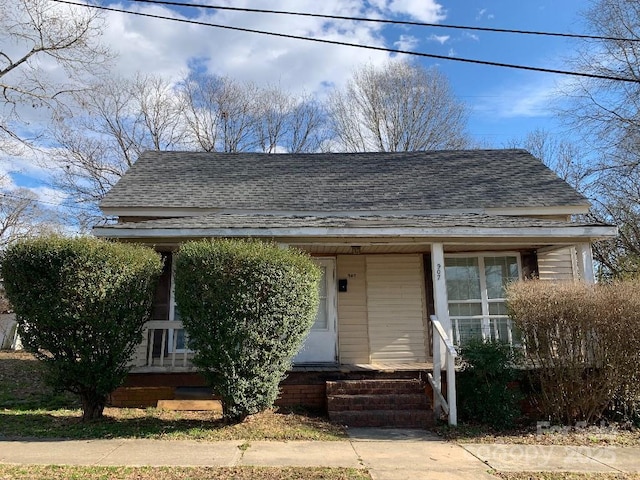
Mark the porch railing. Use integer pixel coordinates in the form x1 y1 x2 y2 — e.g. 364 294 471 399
137 320 194 371
427 315 458 426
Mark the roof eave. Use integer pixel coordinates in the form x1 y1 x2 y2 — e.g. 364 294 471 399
93 224 617 241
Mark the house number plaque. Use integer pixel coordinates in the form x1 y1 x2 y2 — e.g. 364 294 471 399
436 263 441 280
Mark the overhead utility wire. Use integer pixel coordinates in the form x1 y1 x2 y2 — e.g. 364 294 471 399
129 0 640 43
53 0 639 83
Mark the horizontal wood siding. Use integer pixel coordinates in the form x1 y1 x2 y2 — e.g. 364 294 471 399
366 255 427 363
337 255 369 363
537 247 577 281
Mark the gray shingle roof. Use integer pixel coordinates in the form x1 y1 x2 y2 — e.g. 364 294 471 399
100 149 589 212
102 213 598 231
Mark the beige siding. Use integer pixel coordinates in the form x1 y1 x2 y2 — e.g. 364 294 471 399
538 247 578 281
337 255 369 363
129 329 149 367
366 255 427 362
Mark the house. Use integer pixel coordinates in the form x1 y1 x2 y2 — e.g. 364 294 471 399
94 149 616 426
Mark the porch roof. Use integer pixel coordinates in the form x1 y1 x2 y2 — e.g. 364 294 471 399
93 212 615 240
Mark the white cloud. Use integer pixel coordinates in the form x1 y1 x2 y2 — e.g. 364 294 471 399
100 0 417 94
394 34 419 51
428 34 450 45
386 0 446 22
475 75 572 119
476 8 495 21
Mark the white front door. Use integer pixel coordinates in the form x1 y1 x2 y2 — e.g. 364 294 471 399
294 258 337 364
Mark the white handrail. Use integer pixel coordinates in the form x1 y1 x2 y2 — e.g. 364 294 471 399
428 314 458 426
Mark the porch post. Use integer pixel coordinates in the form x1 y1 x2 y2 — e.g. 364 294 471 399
577 243 595 284
431 243 451 367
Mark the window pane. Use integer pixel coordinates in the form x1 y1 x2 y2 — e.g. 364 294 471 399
311 266 328 330
312 301 328 330
490 319 510 342
318 266 327 297
174 329 187 350
449 302 483 317
488 302 508 316
445 257 481 300
453 318 484 344
484 256 519 299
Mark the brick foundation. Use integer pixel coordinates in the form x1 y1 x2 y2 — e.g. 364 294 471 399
108 386 175 408
275 384 326 409
109 369 428 410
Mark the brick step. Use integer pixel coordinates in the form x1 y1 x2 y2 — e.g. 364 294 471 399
329 409 433 428
326 379 425 396
327 393 429 412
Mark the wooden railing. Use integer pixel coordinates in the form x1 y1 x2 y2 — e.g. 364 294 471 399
136 320 194 371
427 315 458 426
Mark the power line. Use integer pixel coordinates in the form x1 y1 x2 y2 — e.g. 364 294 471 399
128 0 640 44
52 0 640 83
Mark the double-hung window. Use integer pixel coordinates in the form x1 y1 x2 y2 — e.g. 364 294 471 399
444 254 521 345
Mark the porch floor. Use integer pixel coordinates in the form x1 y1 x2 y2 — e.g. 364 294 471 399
291 361 434 372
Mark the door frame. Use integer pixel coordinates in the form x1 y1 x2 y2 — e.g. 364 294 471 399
293 256 338 364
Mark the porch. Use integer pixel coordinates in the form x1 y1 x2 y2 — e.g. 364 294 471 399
130 319 437 373
122 316 456 427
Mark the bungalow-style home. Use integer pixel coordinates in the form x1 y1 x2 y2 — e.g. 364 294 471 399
94 149 616 427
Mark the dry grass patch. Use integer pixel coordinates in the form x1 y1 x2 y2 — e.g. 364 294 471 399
0 351 345 441
0 465 371 480
437 424 640 447
496 474 640 480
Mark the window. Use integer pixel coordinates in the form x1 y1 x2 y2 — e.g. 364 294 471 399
168 254 188 352
445 254 521 345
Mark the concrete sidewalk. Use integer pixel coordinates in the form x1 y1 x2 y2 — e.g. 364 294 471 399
0 429 639 480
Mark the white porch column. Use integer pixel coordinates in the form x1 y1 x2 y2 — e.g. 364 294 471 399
431 243 451 365
577 243 595 284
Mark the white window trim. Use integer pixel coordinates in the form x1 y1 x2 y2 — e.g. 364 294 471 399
445 252 522 345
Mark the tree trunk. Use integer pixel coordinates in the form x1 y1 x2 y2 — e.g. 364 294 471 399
81 392 106 421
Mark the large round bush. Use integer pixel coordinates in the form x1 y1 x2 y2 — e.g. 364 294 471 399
1 235 163 420
174 239 321 421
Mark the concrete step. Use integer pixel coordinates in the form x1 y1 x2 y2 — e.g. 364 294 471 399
326 379 425 396
174 386 215 400
157 399 223 412
329 409 433 428
327 393 429 412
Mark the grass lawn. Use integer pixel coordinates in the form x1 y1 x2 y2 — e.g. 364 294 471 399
0 351 345 441
436 422 640 447
0 465 371 480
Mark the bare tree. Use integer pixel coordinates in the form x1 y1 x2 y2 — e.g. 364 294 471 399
50 74 185 223
561 0 640 172
328 60 469 152
179 74 328 153
179 74 258 152
0 0 109 150
0 185 60 249
253 86 327 153
507 128 592 192
559 0 640 278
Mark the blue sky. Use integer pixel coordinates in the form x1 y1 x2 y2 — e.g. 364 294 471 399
2 0 591 205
